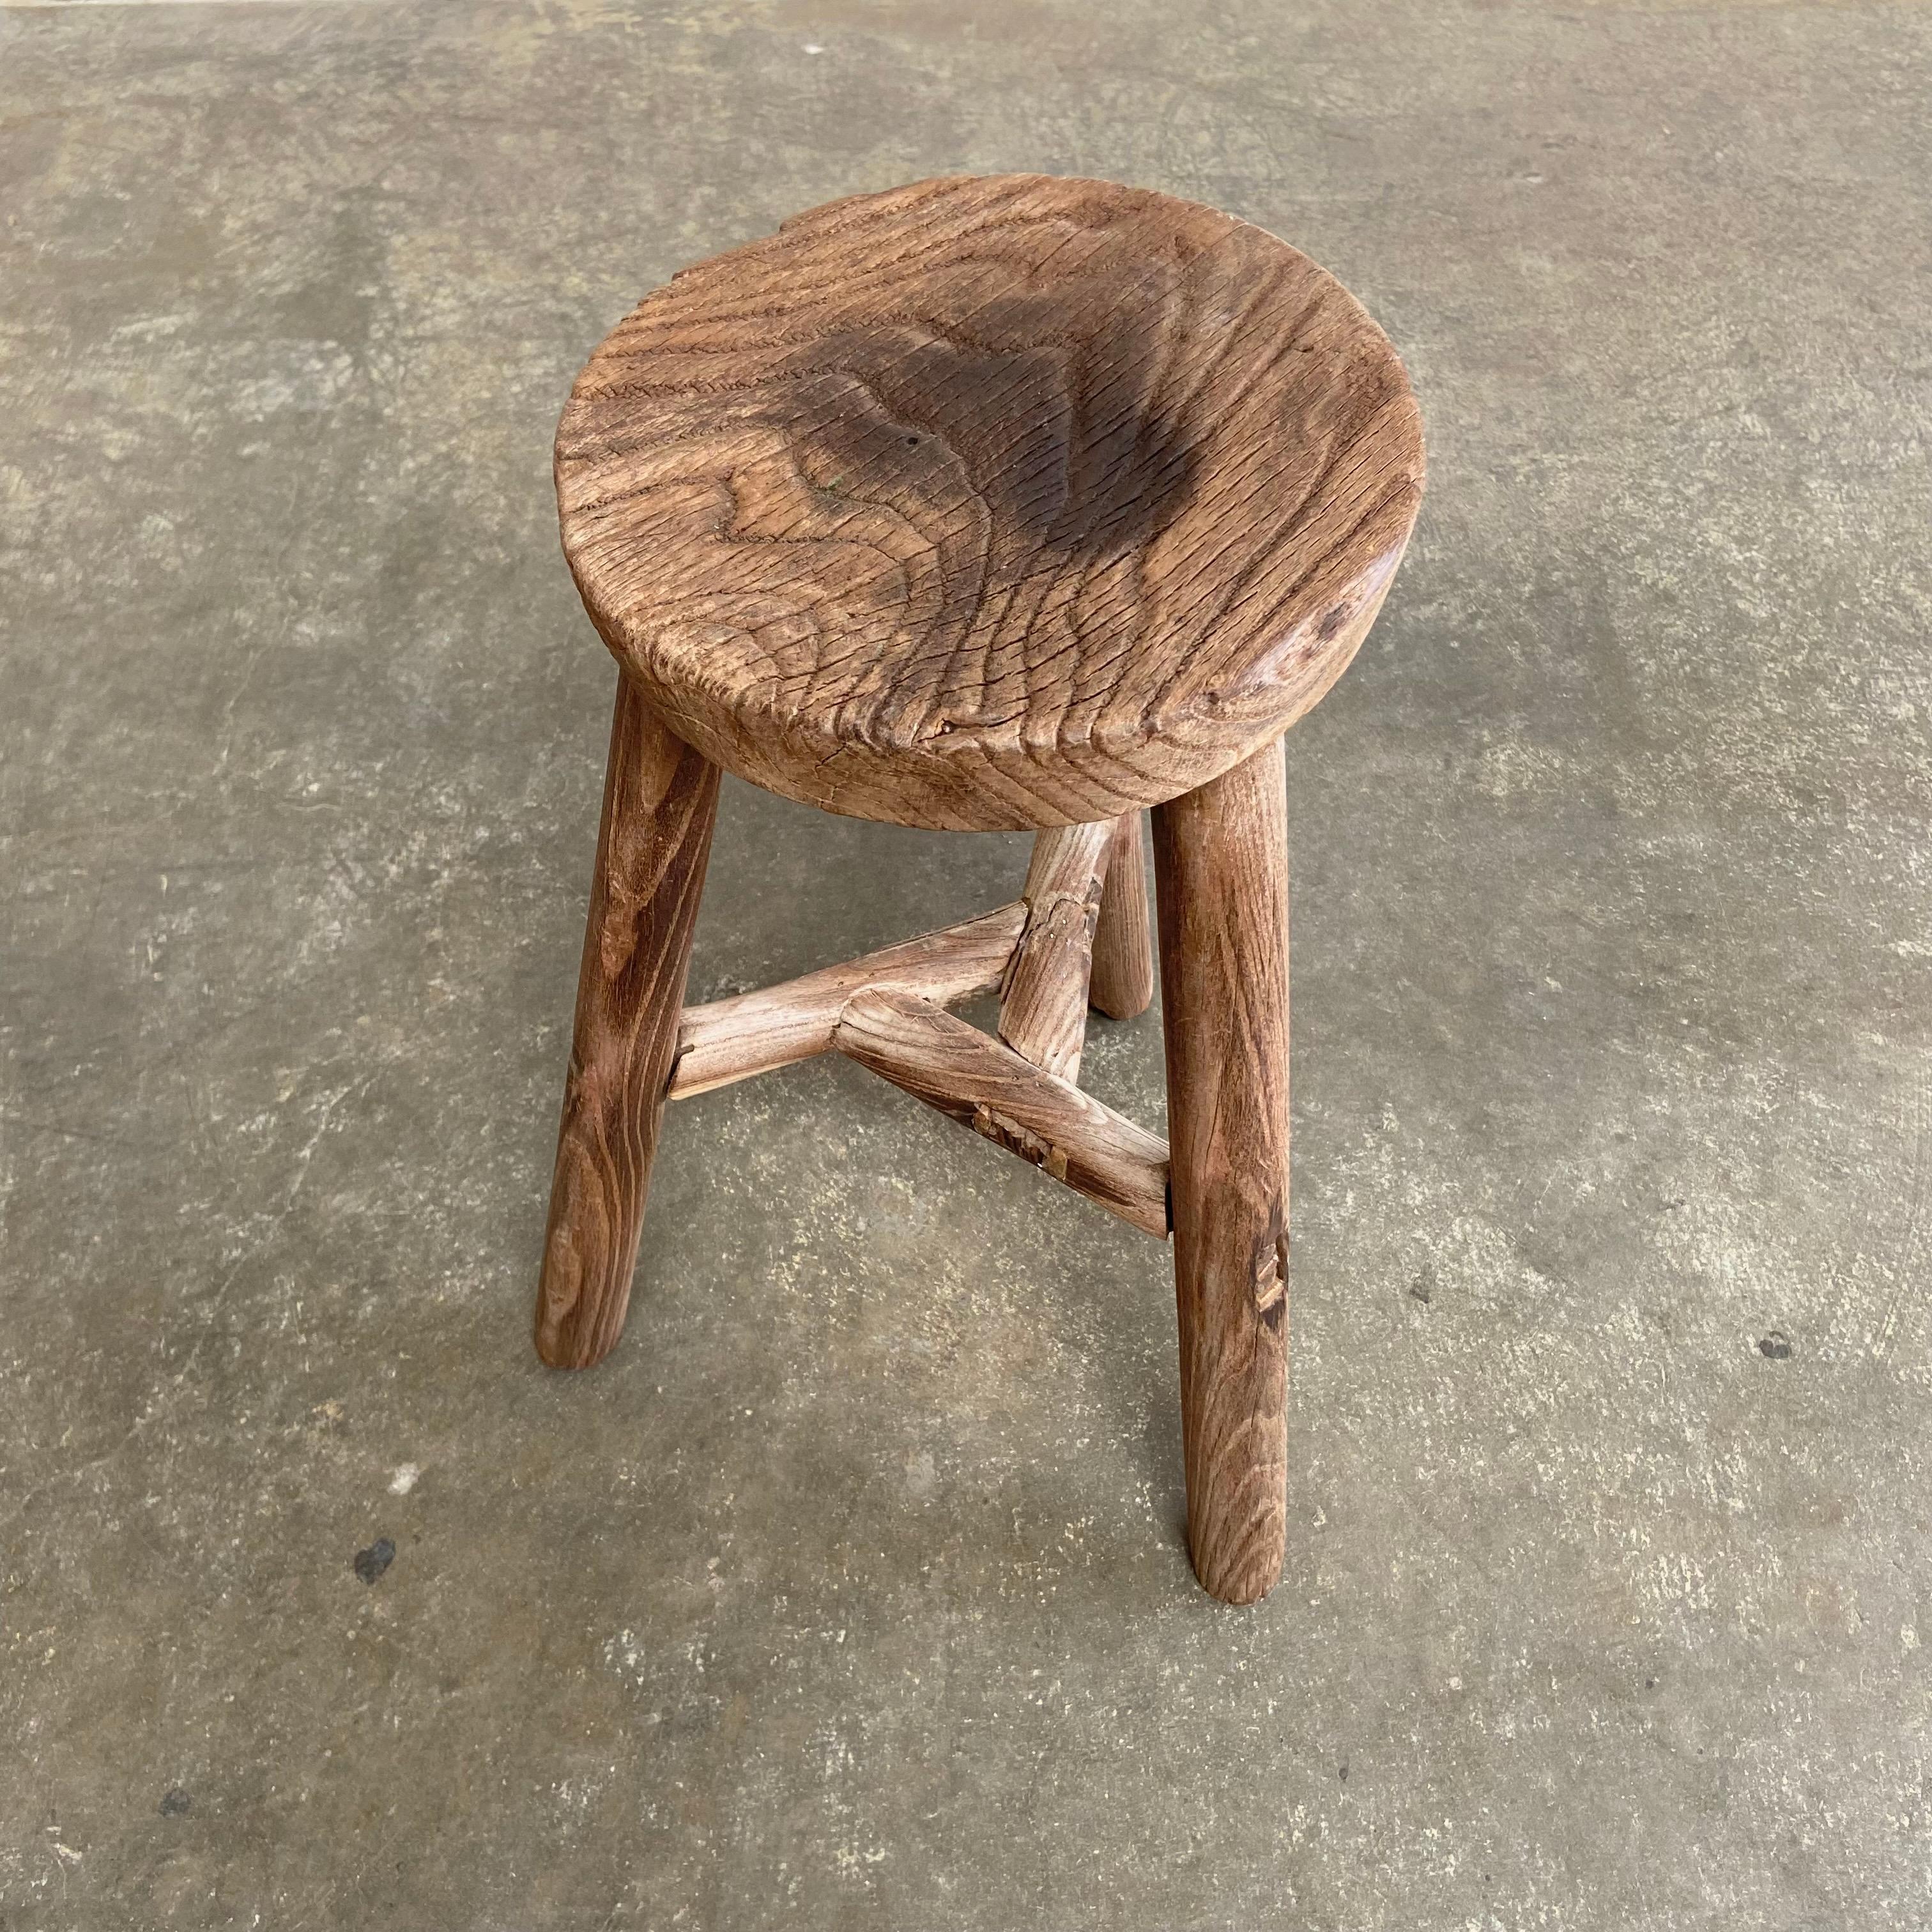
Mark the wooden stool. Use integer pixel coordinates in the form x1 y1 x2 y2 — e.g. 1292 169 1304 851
533 175 1423 1605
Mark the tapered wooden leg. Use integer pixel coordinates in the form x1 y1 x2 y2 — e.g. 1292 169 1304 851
534 674 720 1369
1089 811 1154 1020
999 819 1112 1082
1152 740 1289 1604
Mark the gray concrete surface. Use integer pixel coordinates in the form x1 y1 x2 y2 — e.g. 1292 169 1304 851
3 1 1929 1925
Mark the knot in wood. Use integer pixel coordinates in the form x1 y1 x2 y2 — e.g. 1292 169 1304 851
1252 1211 1289 1333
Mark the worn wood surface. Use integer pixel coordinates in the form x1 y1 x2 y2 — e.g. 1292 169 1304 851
534 677 719 1370
997 819 1112 1082
668 901 1026 1098
1153 737 1291 1605
1089 811 1155 1020
834 988 1170 1237
556 172 1423 832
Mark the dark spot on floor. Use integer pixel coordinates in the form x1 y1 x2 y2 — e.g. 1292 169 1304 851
1758 1331 1792 1360
355 1536 396 1584
1409 1264 1436 1306
160 1788 192 1816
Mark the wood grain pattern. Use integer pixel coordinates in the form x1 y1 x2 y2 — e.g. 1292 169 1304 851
834 988 1170 1237
997 818 1112 1082
1089 811 1155 1020
1153 737 1291 1605
535 676 719 1370
668 901 1026 1098
556 173 1423 832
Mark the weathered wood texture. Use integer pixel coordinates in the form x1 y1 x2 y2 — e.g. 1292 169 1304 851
668 901 1026 1098
997 818 1112 1082
535 677 720 1370
1152 737 1291 1605
1089 811 1155 1020
556 173 1424 831
834 988 1170 1238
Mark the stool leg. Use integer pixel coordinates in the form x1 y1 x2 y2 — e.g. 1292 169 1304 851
534 674 720 1370
1089 811 1155 1021
1151 739 1290 1604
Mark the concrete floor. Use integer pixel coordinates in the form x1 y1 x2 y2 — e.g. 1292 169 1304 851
3 0 1929 1925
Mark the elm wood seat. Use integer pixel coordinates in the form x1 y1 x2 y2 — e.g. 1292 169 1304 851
535 175 1424 1606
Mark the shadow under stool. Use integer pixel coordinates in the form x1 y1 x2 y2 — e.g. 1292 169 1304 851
530 173 1424 1606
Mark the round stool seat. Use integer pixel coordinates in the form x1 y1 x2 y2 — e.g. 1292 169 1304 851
555 174 1423 832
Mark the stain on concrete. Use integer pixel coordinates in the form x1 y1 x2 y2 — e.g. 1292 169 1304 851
353 1538 396 1585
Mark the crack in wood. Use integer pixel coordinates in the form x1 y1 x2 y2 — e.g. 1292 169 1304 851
970 1102 1072 1182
